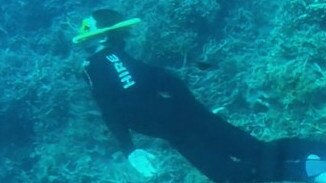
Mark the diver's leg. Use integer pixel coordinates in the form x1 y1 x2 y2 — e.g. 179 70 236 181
263 138 326 161
191 114 326 182
173 132 258 183
170 113 264 182
253 138 326 182
213 121 326 182
202 114 265 162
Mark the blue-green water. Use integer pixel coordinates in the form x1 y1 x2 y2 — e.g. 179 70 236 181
1 0 326 182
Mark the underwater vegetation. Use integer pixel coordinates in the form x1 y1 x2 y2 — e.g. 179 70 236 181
0 0 325 182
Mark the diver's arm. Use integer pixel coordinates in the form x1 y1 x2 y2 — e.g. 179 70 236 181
107 120 134 156
109 118 158 178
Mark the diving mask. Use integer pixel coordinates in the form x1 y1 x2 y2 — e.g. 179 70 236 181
72 16 141 44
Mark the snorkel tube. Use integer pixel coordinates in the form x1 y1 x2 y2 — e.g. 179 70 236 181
72 18 141 44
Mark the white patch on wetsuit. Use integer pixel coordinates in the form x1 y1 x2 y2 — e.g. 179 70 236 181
106 54 136 89
83 60 94 88
158 91 173 98
229 156 241 162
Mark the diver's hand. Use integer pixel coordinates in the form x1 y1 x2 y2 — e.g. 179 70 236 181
128 149 157 177
315 172 326 183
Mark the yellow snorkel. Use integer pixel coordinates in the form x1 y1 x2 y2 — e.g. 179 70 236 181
72 18 141 44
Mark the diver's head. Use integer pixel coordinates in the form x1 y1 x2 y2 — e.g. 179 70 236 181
91 9 127 47
73 9 141 51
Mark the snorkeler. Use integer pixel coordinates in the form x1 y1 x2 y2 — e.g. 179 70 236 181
73 9 326 183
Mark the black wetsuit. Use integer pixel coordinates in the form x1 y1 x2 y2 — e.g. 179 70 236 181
84 47 326 182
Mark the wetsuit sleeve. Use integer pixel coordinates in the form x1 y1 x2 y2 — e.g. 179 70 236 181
109 121 134 156
101 111 135 156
